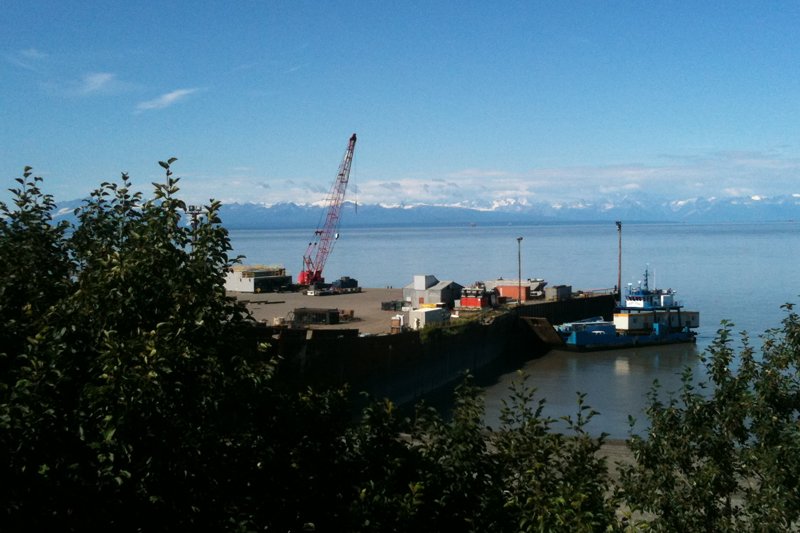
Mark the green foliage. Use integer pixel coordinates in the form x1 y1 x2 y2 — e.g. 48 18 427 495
338 380 502 532
619 311 800 531
406 378 503 531
0 164 275 530
418 316 480 344
495 374 615 532
10 162 800 531
0 168 72 370
346 375 613 533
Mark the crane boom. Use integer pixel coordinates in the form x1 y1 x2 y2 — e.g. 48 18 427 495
298 133 357 285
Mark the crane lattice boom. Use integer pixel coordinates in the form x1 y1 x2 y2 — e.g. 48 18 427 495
298 133 357 285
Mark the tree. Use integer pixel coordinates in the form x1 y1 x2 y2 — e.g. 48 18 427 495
619 310 800 531
494 375 616 532
0 163 290 530
0 168 72 372
0 168 74 526
342 375 615 533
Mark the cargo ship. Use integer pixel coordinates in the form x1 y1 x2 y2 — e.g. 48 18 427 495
554 268 699 351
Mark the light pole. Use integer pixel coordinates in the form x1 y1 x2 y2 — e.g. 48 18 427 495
616 221 622 304
188 205 202 232
517 236 523 305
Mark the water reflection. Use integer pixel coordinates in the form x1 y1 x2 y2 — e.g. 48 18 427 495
482 343 703 439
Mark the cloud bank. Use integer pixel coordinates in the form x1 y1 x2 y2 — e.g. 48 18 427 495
184 149 800 209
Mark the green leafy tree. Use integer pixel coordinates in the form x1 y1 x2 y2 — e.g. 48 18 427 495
406 378 504 531
494 374 615 532
1 163 445 531
345 375 614 533
0 168 74 525
344 397 428 531
0 163 290 530
335 379 504 532
0 168 72 369
620 310 800 531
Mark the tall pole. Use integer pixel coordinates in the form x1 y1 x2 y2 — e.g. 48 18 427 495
517 236 523 305
616 221 622 303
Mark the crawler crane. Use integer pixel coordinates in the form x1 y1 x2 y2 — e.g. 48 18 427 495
297 133 357 286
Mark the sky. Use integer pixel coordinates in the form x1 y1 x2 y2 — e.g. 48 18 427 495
3 1 800 209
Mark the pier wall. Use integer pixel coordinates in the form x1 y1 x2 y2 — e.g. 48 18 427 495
257 294 615 406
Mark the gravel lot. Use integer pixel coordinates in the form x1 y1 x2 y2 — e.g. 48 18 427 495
229 287 405 335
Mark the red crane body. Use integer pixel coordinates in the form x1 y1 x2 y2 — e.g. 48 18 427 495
298 133 357 286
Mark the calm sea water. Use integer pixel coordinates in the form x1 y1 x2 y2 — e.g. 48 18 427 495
230 221 800 438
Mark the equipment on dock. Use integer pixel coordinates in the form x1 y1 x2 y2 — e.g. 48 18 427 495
298 133 357 286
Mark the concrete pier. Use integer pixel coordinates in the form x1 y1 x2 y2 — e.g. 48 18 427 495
232 289 616 406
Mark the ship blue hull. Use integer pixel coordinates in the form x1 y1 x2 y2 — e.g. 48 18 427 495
561 330 696 352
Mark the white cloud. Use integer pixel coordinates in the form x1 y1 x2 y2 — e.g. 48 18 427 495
136 88 199 111
723 188 754 197
5 48 48 71
37 70 135 97
78 72 116 94
179 148 800 207
446 168 521 179
20 48 47 59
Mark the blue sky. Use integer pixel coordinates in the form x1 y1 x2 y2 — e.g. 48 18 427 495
3 1 800 208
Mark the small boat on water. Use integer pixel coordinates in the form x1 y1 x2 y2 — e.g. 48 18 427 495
556 268 699 351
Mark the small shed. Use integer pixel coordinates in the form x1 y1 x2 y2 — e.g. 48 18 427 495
403 274 464 309
495 283 531 303
408 308 447 330
459 285 497 309
225 265 292 293
545 285 572 302
484 278 547 302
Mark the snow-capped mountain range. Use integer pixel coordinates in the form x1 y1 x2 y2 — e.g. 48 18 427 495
213 194 800 229
53 194 800 229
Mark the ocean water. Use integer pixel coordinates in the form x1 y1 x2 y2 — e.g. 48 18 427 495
230 221 800 437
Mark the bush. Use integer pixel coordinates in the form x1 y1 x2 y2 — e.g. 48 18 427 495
0 164 323 530
619 311 800 531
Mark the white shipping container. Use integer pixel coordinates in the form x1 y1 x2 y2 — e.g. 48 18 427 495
408 308 447 330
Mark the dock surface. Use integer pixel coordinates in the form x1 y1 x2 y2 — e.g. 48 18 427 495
230 288 404 335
